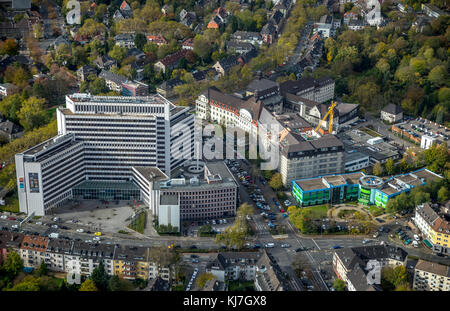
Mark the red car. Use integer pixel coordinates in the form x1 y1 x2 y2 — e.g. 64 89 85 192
8 217 16 220
280 209 285 213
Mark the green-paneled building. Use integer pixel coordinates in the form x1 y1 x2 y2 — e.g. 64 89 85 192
292 168 442 208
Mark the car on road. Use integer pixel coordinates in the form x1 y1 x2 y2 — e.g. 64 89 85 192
0 215 7 219
93 236 101 242
192 258 199 263
332 245 341 249
295 247 306 252
7 217 16 220
189 245 197 249
281 243 291 248
264 243 275 248
11 224 18 229
373 232 380 238
51 224 58 229
76 229 84 233
362 239 370 244
375 218 384 223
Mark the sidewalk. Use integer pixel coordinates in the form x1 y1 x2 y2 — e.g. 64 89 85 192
143 211 159 237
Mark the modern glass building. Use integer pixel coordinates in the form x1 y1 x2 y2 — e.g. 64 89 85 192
72 181 140 201
292 168 443 208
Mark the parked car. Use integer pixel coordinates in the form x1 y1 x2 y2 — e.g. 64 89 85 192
373 232 380 238
332 245 341 249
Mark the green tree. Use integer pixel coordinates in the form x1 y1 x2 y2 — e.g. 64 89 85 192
90 261 109 291
381 266 410 291
384 158 396 176
437 186 449 203
237 203 254 217
90 78 109 95
7 275 40 291
269 173 283 190
79 279 98 291
134 33 147 51
333 278 346 291
373 162 383 176
17 97 48 131
37 261 48 277
108 45 128 63
1 39 19 56
2 251 23 279
193 35 212 62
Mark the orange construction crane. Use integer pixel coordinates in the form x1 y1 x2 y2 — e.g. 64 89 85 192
314 101 338 135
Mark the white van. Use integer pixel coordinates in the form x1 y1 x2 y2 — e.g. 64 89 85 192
264 243 275 248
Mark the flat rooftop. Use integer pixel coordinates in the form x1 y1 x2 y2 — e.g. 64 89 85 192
295 178 327 191
73 181 140 191
324 175 346 187
133 166 168 182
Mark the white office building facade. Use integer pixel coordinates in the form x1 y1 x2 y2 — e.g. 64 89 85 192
16 94 194 215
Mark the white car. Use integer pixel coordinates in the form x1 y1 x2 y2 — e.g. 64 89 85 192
11 224 18 229
93 237 101 241
0 215 7 219
76 228 84 233
414 234 420 241
51 225 58 229
36 221 42 225
212 220 216 225
223 219 227 224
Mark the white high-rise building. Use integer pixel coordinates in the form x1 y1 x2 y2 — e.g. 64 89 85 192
57 94 194 181
16 94 194 216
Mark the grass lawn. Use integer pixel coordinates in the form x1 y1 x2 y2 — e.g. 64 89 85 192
128 211 147 234
0 193 19 213
360 127 382 137
304 205 328 219
365 205 384 217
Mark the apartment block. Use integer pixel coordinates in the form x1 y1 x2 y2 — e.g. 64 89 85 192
414 203 450 255
413 259 450 291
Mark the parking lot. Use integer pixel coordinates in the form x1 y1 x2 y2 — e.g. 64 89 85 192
43 200 136 234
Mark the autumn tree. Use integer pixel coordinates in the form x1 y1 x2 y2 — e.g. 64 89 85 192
195 272 215 288
18 97 48 131
373 162 383 176
384 158 396 176
269 173 283 190
79 279 98 291
1 38 19 56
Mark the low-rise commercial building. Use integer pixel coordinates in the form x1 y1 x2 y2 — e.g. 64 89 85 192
292 168 442 208
133 161 238 222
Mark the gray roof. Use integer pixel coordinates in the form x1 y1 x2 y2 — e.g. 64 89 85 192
382 103 402 115
335 245 408 271
99 70 128 85
132 166 168 182
158 78 184 91
247 78 278 93
12 0 31 9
